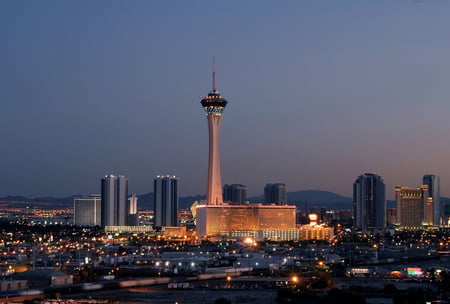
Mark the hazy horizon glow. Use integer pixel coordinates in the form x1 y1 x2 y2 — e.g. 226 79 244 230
1 1 450 200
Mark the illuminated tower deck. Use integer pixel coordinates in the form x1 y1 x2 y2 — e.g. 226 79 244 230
200 62 227 205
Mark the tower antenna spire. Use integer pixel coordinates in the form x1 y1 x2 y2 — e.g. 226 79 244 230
212 56 216 91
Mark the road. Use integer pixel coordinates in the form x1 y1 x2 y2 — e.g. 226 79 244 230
121 286 277 304
61 284 278 304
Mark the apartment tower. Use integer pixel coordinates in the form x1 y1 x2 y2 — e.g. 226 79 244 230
264 183 287 205
223 184 247 205
101 175 128 226
154 175 179 227
353 173 386 229
423 174 441 226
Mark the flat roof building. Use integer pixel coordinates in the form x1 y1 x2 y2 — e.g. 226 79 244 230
423 174 441 226
196 203 297 240
154 175 179 228
101 174 129 227
353 173 386 229
395 185 431 228
223 184 247 205
74 195 101 226
264 183 287 205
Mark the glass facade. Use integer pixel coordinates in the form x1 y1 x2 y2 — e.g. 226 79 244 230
423 174 441 226
353 173 386 229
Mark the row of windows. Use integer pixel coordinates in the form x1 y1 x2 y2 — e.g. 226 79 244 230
204 107 224 115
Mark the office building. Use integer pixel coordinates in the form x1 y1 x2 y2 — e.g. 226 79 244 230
423 174 441 226
353 173 386 229
264 183 287 205
101 174 128 227
154 175 179 227
223 184 247 205
200 61 228 205
74 195 101 226
395 185 431 228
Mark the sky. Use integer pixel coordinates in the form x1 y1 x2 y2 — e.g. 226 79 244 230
1 0 450 199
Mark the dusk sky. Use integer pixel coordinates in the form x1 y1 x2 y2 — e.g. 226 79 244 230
2 1 450 199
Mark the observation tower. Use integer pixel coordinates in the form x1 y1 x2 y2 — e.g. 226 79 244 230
200 61 228 205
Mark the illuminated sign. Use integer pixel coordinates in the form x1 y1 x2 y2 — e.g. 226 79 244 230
309 214 318 226
406 267 424 276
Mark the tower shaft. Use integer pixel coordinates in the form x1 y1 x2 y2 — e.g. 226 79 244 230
206 115 223 205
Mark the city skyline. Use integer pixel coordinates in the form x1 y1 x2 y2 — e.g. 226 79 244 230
2 1 450 199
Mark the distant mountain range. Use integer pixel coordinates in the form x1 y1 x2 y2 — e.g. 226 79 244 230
248 190 354 211
0 195 81 208
1 191 448 211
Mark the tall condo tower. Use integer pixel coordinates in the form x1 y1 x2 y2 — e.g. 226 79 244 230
101 175 128 226
423 174 440 226
200 61 228 205
223 184 247 205
264 183 287 205
154 175 179 227
353 173 386 229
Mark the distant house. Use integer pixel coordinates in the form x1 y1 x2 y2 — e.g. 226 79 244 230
14 270 73 288
0 279 27 292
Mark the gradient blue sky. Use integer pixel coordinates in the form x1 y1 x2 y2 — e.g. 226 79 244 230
1 0 450 199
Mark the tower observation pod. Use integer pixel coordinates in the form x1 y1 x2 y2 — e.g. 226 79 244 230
200 61 228 205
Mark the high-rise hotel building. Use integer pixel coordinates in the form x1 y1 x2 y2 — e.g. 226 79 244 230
353 173 386 229
423 174 440 226
154 175 179 227
395 185 432 228
101 174 129 227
